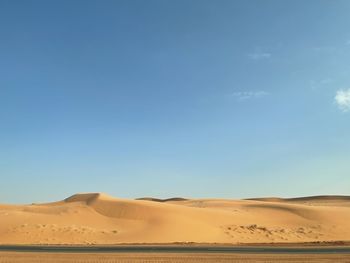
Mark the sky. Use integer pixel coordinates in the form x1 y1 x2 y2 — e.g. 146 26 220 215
1 0 350 203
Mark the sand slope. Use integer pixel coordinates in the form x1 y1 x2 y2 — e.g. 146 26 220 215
0 193 349 245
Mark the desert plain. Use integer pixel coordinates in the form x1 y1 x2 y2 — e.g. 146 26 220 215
1 193 350 245
1 193 350 262
1 252 350 263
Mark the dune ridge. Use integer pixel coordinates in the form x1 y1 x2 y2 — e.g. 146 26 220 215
136 197 188 202
246 195 350 202
0 193 349 245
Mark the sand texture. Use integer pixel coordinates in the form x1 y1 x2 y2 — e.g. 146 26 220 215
0 193 350 245
1 252 350 263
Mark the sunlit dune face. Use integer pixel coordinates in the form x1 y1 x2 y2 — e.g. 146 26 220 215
0 193 349 245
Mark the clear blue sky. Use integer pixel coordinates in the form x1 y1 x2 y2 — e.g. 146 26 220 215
1 0 350 203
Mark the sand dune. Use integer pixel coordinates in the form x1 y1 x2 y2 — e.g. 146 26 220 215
136 197 188 202
246 195 350 207
0 193 349 245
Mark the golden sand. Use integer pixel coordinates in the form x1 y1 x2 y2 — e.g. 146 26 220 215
0 193 349 244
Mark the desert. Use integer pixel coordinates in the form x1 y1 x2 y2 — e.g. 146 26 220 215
1 193 349 245
1 252 350 263
2 0 350 262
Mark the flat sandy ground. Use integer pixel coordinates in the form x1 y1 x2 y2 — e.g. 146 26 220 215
1 193 350 245
1 252 350 263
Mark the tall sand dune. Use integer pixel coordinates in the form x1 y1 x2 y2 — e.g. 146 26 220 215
0 193 349 245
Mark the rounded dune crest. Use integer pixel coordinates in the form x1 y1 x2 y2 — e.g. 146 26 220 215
64 193 115 204
63 193 179 220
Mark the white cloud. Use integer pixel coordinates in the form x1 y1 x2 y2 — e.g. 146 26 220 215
335 89 350 112
248 52 271 60
231 91 268 100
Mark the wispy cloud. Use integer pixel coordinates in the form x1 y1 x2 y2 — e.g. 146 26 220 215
231 91 268 100
335 89 350 112
248 52 271 60
310 78 333 90
313 46 336 52
319 78 333 85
